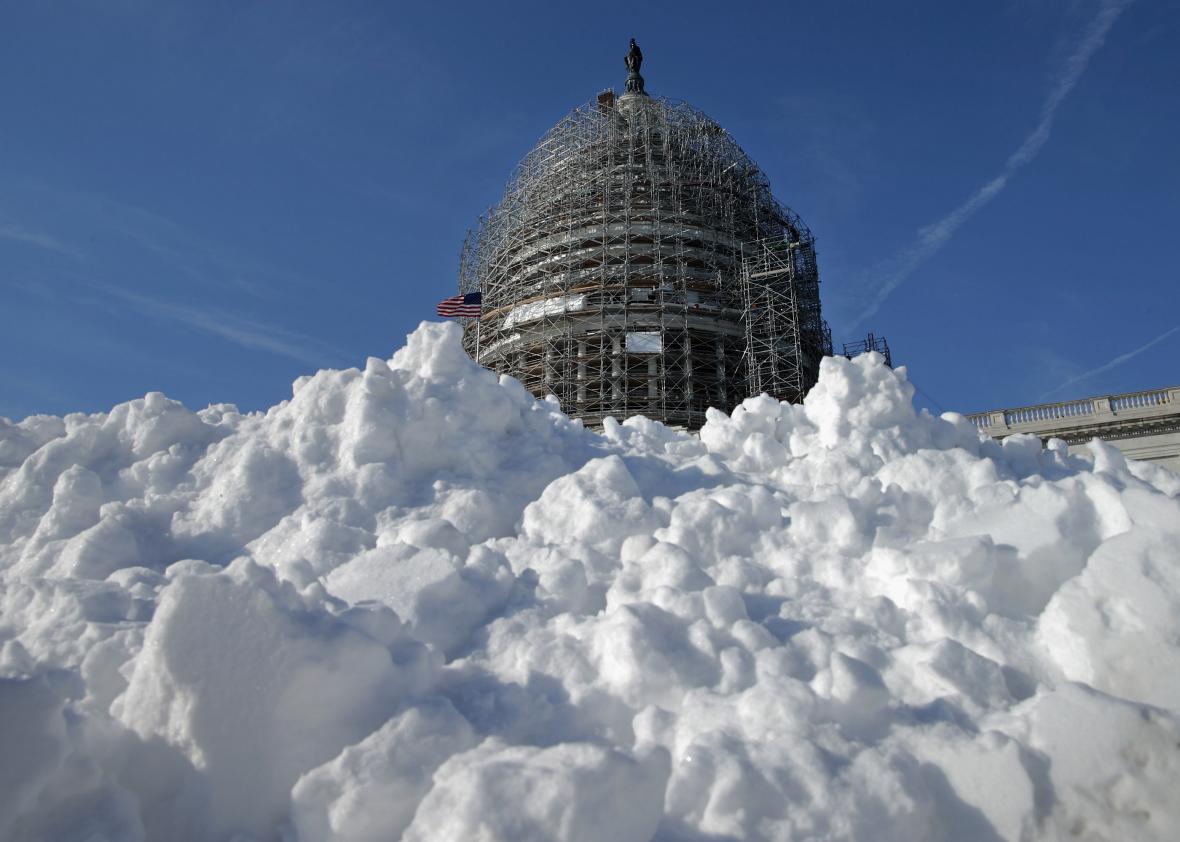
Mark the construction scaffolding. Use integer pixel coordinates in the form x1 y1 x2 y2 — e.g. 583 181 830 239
458 80 830 429
740 236 831 405
842 333 892 368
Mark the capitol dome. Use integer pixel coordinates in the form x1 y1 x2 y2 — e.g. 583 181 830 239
458 42 830 429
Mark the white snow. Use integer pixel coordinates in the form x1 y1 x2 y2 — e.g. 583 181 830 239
2 320 1180 841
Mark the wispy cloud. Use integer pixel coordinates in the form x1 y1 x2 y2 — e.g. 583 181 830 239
1043 324 1180 398
10 186 319 301
2 187 348 369
76 194 308 300
852 0 1133 327
95 283 347 368
0 224 85 260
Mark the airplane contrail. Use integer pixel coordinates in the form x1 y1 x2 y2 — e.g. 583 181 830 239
851 0 1133 328
1043 324 1180 398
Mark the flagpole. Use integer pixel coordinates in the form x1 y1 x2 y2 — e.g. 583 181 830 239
475 314 482 364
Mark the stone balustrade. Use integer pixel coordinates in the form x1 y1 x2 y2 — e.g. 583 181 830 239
966 386 1178 432
963 385 1180 472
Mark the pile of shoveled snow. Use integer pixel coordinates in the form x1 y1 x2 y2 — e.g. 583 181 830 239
2 321 1180 842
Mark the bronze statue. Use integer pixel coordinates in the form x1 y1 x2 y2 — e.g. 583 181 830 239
625 39 642 74
624 39 646 95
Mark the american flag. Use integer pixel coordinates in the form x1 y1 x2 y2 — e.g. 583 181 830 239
436 292 482 318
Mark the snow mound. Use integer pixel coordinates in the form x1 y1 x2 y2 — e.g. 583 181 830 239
2 320 1179 841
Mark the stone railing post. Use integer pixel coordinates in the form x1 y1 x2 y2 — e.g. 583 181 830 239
1093 397 1113 417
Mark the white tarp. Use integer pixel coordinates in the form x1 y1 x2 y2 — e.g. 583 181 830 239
502 294 586 328
625 331 663 353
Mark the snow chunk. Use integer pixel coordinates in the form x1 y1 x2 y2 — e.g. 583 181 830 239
402 740 670 842
1039 527 1180 708
292 698 476 842
114 559 432 839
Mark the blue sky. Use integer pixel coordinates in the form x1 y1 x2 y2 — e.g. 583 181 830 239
2 0 1177 420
